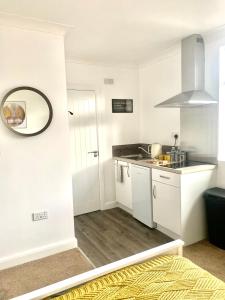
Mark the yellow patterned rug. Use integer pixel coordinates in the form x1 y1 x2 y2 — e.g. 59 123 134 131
51 255 225 299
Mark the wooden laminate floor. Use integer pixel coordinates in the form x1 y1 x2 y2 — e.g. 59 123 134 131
74 207 172 267
74 208 225 282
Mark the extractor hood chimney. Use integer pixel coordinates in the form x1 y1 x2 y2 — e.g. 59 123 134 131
155 34 217 108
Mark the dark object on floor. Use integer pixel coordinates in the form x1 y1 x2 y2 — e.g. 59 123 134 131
204 187 225 250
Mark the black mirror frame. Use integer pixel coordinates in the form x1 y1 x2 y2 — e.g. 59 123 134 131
0 86 53 137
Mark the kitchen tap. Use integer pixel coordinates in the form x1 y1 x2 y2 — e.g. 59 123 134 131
138 146 151 156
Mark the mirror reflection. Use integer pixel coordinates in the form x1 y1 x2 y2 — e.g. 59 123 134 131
1 87 53 136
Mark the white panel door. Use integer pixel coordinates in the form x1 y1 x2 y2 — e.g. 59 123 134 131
68 89 100 216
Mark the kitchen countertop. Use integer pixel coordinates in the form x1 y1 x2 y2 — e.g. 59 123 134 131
113 156 216 174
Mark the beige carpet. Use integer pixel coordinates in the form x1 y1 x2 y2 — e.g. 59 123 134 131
184 240 225 281
0 248 94 300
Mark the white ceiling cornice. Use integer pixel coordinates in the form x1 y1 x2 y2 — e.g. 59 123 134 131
66 58 139 70
139 42 181 69
0 12 73 36
0 1 225 64
203 24 225 43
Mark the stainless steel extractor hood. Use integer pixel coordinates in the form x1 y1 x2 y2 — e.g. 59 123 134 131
155 34 217 108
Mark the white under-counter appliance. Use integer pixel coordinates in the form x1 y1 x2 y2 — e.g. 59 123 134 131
131 164 155 228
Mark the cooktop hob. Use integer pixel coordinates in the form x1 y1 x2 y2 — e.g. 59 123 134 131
163 160 208 169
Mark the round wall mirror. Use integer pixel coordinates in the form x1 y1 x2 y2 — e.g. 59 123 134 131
1 86 53 136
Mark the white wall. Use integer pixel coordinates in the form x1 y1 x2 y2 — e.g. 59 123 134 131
66 61 140 207
139 45 181 145
203 29 225 188
65 28 225 212
0 27 76 269
139 29 225 188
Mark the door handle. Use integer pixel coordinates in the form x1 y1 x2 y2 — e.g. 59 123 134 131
153 184 157 199
159 175 170 180
88 150 99 157
126 165 130 177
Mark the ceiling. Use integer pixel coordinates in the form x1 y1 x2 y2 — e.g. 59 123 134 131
0 0 225 65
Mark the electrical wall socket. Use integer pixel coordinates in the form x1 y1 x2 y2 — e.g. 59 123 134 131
104 78 114 85
32 211 48 221
171 132 179 139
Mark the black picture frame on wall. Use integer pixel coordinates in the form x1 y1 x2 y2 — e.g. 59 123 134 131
112 99 133 113
1 86 53 137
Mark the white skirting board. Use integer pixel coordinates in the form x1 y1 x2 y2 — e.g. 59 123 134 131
12 239 184 300
0 237 77 271
116 202 133 215
102 200 117 210
156 224 181 241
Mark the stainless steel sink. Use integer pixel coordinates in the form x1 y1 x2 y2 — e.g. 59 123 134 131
120 154 149 161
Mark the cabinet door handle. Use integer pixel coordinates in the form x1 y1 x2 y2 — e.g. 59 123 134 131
159 175 170 180
153 184 157 199
127 165 130 177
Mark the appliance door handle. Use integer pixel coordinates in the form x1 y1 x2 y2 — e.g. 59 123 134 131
159 175 170 180
88 150 99 157
153 184 157 199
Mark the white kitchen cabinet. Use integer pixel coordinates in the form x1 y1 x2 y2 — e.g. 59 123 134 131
114 160 132 210
152 180 181 235
131 164 154 228
152 169 180 187
152 168 215 245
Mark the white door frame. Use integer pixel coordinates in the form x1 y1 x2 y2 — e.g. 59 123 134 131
67 84 105 212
